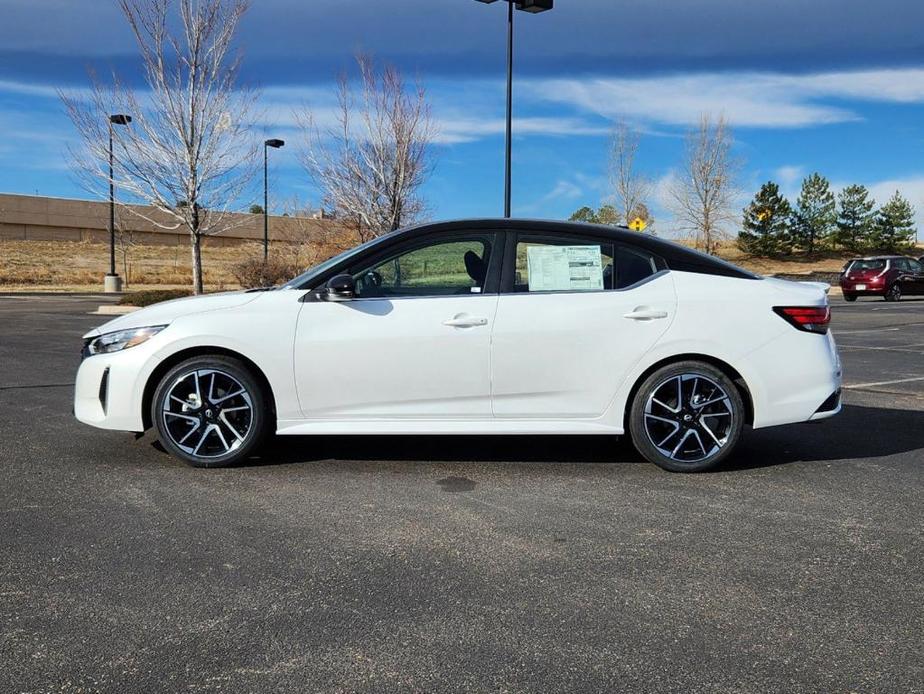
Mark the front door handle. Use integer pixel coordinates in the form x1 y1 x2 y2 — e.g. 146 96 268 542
443 315 488 328
624 307 668 321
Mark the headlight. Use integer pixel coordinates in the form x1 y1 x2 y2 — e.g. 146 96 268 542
85 325 166 356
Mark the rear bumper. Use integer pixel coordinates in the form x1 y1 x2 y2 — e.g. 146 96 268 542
840 283 885 295
808 388 841 421
748 329 842 428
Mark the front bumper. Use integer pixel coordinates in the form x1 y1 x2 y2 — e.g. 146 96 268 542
74 339 163 432
74 355 145 431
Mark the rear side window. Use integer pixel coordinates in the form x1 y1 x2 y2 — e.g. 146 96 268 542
509 235 659 293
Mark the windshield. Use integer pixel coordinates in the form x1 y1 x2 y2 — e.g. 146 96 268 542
847 259 887 273
282 233 395 289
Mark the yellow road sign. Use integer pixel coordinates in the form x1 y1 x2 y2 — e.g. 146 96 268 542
629 217 647 231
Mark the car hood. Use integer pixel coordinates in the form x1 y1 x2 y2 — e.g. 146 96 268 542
82 290 261 339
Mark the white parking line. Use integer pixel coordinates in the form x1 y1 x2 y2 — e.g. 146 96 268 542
837 345 924 355
834 327 902 335
844 376 924 389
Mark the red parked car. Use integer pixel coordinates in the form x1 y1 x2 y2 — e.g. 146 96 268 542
840 255 924 301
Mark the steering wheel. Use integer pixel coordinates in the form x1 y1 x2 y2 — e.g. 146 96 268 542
364 270 383 287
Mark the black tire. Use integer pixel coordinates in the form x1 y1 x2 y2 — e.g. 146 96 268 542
885 283 902 302
152 355 269 468
629 361 745 473
843 293 857 302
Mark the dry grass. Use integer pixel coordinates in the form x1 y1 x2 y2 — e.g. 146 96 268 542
679 239 924 275
0 237 346 291
1 236 921 292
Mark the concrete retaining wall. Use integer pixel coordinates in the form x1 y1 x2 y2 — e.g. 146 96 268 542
0 193 336 247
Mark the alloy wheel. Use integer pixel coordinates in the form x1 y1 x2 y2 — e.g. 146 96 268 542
643 374 735 464
887 284 901 301
161 368 254 458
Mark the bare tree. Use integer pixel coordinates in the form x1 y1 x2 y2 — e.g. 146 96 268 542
299 55 436 243
607 120 652 228
275 198 353 271
62 0 258 294
666 115 738 255
113 207 137 288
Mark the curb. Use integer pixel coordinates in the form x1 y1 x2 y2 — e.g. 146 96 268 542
92 305 140 315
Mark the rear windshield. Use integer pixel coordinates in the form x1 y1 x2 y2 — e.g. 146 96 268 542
847 259 886 272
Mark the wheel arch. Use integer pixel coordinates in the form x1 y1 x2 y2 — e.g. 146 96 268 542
141 346 277 430
622 353 754 429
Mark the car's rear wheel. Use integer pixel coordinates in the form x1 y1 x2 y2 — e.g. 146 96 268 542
843 293 857 302
629 361 744 472
885 283 902 302
152 355 268 468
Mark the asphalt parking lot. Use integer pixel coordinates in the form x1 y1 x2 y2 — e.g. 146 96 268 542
1 294 922 693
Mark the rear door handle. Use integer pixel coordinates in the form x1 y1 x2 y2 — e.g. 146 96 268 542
443 315 488 328
623 308 668 321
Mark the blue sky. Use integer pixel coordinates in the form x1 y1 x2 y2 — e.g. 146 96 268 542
2 0 924 234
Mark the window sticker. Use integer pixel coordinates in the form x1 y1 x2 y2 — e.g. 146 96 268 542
526 245 604 291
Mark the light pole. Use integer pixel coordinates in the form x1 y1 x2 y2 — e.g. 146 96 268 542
474 0 553 218
263 138 285 261
105 114 132 293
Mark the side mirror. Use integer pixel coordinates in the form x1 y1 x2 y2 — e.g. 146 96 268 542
324 273 355 301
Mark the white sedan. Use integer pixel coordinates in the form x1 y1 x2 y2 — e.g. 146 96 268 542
75 219 841 472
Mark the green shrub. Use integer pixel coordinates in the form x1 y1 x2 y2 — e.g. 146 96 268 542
118 289 192 307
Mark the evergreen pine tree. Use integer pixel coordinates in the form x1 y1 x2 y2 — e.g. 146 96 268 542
738 181 792 256
835 184 876 252
791 173 835 254
872 191 916 252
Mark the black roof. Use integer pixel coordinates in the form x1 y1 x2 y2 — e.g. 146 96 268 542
398 218 758 280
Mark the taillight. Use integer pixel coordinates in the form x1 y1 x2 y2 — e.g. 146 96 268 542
773 306 831 334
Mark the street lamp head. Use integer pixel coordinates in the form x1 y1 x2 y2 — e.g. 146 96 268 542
264 138 285 148
517 0 553 12
109 114 132 125
473 0 553 9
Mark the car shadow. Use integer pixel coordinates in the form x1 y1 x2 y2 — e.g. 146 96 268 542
725 403 924 470
233 403 924 472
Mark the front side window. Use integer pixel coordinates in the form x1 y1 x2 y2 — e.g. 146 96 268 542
352 237 493 298
511 236 658 293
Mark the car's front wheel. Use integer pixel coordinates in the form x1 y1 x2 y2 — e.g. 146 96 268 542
152 355 269 468
629 361 745 472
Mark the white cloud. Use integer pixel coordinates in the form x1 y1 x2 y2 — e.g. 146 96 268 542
840 176 924 230
775 165 804 189
524 68 924 129
435 116 609 144
13 65 924 147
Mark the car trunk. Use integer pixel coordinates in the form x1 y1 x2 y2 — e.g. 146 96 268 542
845 262 886 281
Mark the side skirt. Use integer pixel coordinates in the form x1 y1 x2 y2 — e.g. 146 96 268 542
275 418 624 436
